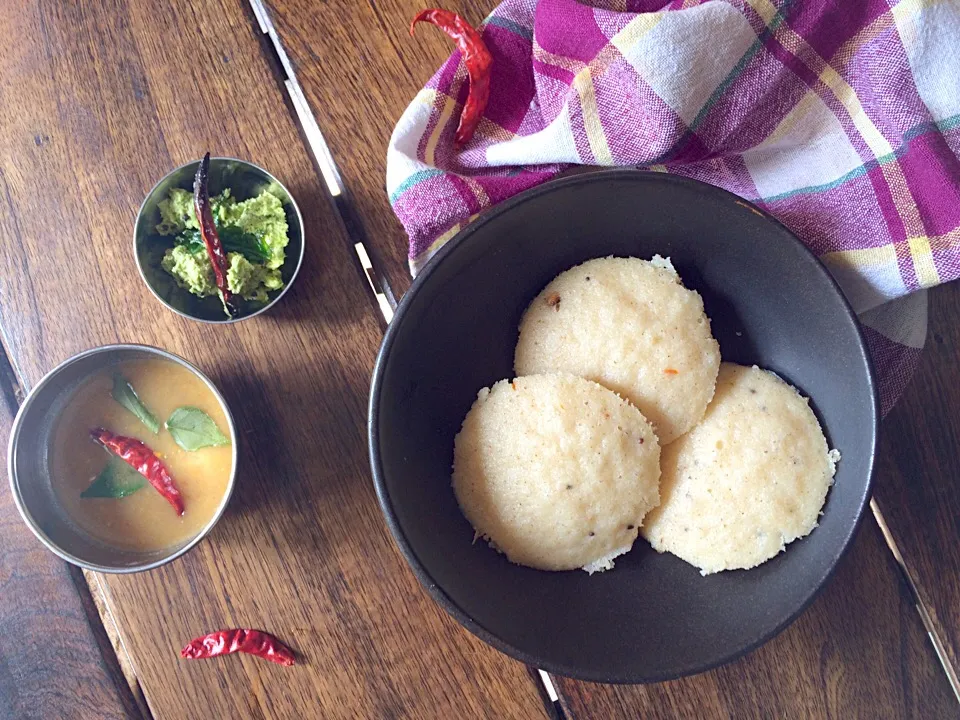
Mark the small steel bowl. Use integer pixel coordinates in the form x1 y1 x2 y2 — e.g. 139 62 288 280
8 344 237 573
134 157 305 323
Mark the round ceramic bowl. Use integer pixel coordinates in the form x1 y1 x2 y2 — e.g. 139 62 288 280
8 344 238 573
134 157 305 323
369 170 878 683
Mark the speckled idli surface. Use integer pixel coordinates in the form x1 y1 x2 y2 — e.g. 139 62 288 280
514 256 720 444
642 363 840 575
452 374 661 573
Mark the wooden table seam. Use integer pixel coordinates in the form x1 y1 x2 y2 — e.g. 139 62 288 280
248 0 401 320
870 498 960 701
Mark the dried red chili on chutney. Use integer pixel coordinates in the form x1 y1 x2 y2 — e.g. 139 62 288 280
194 152 238 317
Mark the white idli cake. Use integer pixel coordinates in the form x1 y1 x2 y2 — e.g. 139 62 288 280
452 374 661 573
514 256 720 444
642 363 840 575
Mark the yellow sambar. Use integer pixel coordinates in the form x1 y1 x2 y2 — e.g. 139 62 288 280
52 358 232 552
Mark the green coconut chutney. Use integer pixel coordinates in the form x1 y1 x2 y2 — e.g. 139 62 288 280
157 187 289 308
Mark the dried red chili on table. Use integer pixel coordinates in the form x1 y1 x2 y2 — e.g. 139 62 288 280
90 428 185 515
180 629 296 666
194 152 238 317
410 9 493 148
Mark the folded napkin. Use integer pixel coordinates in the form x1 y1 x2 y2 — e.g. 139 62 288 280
387 0 960 413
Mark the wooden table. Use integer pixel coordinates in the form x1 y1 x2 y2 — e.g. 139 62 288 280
0 1 957 717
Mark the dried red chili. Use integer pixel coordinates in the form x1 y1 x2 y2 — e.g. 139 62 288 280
90 428 184 515
194 152 238 317
410 9 493 148
181 629 296 666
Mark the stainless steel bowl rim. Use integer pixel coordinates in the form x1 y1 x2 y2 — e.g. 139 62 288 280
8 343 238 573
133 156 306 324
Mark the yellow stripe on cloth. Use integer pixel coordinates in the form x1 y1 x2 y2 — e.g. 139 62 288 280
610 12 664 55
413 88 437 107
907 236 941 287
536 13 661 170
461 175 492 209
892 0 944 23
746 0 893 159
747 0 779 25
825 238 939 288
831 11 894 69
879 161 926 238
533 40 584 75
425 92 459 167
476 116 515 145
817 66 893 159
431 222 465 250
573 67 614 165
764 90 820 145
417 211 485 266
538 13 663 168
823 245 898 269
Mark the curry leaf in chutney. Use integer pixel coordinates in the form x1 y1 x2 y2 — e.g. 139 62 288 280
175 226 270 263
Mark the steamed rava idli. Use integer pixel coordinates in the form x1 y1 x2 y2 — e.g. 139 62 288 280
452 374 660 573
514 256 720 444
642 363 840 575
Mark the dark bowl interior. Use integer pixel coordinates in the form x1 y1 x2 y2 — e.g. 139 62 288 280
370 170 877 683
134 158 304 323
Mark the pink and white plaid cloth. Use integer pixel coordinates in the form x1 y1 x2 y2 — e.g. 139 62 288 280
386 0 960 413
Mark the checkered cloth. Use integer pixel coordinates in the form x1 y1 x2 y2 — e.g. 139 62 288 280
386 0 960 413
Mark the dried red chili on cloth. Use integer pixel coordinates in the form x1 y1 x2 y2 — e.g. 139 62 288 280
180 629 296 666
410 9 492 148
194 152 238 317
90 428 185 515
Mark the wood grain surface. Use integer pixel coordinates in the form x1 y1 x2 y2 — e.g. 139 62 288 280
873 283 960 682
1 0 957 716
0 362 144 720
0 1 549 717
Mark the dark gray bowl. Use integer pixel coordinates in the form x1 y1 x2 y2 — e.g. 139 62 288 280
134 157 304 323
369 170 878 683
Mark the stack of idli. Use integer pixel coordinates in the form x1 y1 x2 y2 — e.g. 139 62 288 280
452 256 839 575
